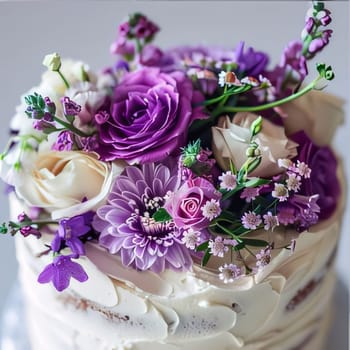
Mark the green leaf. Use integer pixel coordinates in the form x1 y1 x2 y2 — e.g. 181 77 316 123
221 185 244 200
201 248 211 267
241 238 269 247
244 178 270 188
152 208 172 222
0 224 8 234
196 241 209 252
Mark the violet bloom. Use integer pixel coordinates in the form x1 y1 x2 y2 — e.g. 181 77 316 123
164 176 222 230
38 255 88 292
96 68 205 164
277 194 320 231
93 162 192 272
52 130 74 151
234 41 269 77
290 131 340 220
51 212 93 255
61 96 81 116
280 41 308 81
309 30 333 55
19 226 41 238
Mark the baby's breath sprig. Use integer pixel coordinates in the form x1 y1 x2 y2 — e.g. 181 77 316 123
211 64 334 117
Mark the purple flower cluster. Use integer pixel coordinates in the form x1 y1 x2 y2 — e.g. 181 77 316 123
111 13 159 58
93 162 192 272
3 5 341 291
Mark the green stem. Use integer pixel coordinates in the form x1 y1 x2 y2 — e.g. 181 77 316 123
58 70 70 89
52 116 92 137
216 223 243 242
211 77 320 117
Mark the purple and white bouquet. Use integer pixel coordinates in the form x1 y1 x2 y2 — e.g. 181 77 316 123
0 3 343 291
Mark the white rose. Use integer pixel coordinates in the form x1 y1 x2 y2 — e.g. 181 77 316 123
212 113 298 178
15 151 126 220
276 90 344 146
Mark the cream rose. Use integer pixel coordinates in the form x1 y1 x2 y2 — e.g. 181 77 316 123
276 90 344 146
212 113 298 178
15 151 125 220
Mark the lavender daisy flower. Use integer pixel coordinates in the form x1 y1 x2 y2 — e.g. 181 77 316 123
241 211 262 230
93 162 192 273
38 255 88 292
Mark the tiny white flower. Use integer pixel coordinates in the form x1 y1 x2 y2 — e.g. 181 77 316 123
182 228 201 250
201 199 221 220
272 183 289 202
241 76 259 87
286 173 302 192
277 158 292 169
219 171 237 190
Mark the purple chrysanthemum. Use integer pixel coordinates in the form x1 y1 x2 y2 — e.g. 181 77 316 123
93 162 192 272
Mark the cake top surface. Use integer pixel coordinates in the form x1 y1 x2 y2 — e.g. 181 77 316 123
0 1 344 293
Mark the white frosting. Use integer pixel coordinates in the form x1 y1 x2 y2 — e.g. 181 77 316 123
11 165 345 350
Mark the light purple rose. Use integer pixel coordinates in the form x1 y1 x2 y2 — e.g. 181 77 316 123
164 177 221 230
96 68 205 164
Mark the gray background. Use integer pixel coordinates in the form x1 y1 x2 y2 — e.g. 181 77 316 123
0 1 348 348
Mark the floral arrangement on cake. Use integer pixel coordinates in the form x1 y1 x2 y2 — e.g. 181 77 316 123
0 2 342 291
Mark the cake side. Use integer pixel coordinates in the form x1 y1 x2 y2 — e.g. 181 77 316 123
12 161 345 349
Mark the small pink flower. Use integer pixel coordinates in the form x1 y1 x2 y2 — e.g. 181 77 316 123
208 236 228 257
201 199 221 220
219 171 237 190
256 247 272 270
240 187 260 202
296 161 311 178
286 173 301 192
218 263 244 283
263 212 279 231
223 238 238 247
182 228 201 250
272 183 289 202
241 211 262 230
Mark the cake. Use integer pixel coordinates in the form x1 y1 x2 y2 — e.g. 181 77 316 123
0 3 346 350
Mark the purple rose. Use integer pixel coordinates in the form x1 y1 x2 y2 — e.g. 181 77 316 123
96 68 205 163
164 177 221 230
290 131 340 220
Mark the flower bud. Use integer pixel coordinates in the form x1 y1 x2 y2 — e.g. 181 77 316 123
42 53 62 71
